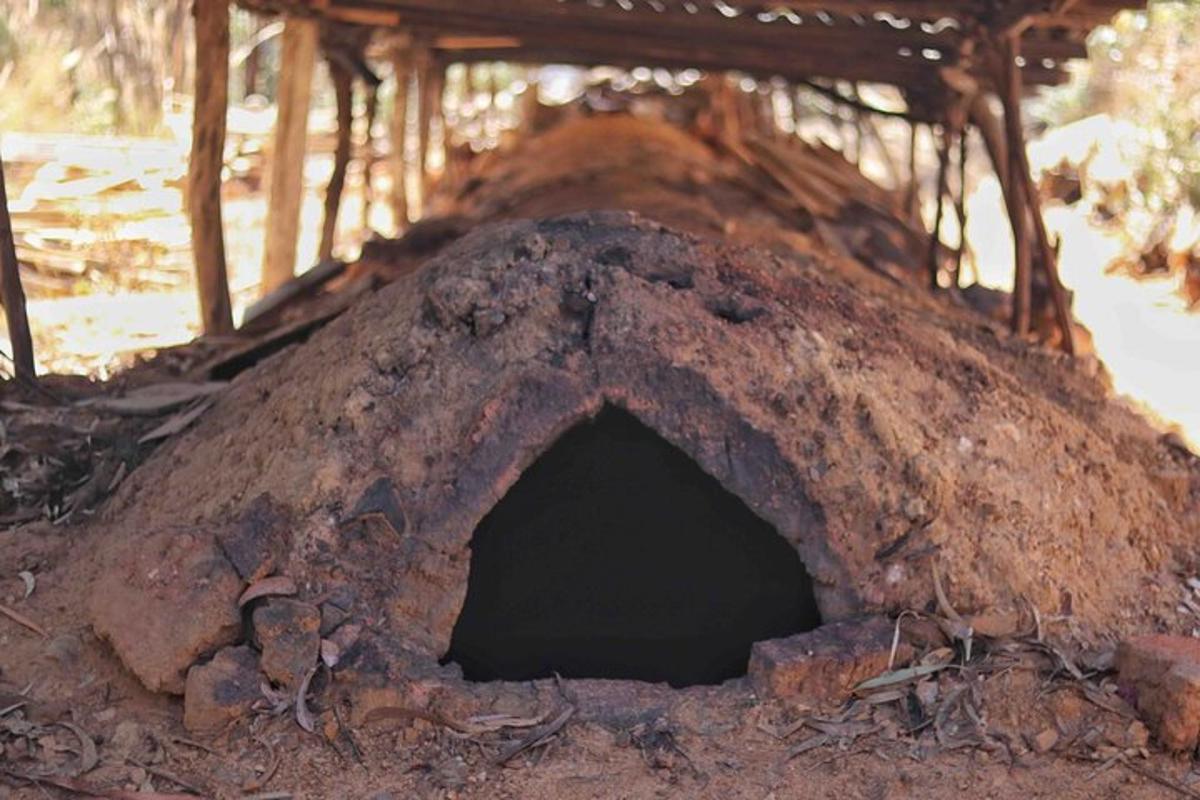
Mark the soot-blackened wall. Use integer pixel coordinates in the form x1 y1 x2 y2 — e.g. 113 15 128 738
446 406 821 687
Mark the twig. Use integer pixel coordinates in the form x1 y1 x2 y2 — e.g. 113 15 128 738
494 705 576 766
0 602 48 637
800 80 914 121
243 735 280 793
169 736 216 755
126 757 208 796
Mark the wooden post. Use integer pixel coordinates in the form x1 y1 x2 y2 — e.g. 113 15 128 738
415 49 444 216
0 154 35 379
952 129 970 288
319 59 354 262
360 80 380 233
995 34 1075 355
262 16 318 293
188 0 234 336
905 122 921 225
927 123 951 290
390 46 411 231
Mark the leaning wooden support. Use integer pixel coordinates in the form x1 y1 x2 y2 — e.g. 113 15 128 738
262 16 318 293
319 59 354 262
952 130 970 287
0 154 35 379
994 34 1074 355
187 0 234 336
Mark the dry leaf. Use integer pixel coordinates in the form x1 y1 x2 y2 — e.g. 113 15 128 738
80 382 226 416
57 721 99 776
296 666 319 733
238 576 298 608
137 398 215 444
17 571 35 600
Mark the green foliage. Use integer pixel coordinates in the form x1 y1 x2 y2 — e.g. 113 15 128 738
1038 1 1200 221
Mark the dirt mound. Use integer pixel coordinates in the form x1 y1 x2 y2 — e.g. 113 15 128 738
354 113 926 288
90 209 1199 708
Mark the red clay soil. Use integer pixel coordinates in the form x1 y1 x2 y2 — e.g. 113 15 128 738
2 115 1200 799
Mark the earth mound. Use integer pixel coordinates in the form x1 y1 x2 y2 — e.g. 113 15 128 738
92 209 1200 714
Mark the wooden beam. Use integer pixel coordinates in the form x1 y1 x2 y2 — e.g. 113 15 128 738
188 0 235 336
262 16 319 293
0 153 35 379
319 57 354 261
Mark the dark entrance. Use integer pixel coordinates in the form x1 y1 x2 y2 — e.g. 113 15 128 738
445 406 821 687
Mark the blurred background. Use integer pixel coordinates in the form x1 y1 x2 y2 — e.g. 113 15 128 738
0 0 1197 444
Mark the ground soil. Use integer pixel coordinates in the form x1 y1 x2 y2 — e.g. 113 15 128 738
1 528 1198 800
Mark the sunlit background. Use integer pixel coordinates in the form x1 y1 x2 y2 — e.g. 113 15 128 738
0 1 1196 447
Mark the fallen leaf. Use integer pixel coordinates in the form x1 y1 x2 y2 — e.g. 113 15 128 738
137 398 215 444
295 666 318 733
854 663 948 693
57 721 99 776
80 382 226 416
17 571 35 600
238 576 298 608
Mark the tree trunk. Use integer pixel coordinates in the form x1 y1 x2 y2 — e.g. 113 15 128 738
262 16 318 292
187 0 234 336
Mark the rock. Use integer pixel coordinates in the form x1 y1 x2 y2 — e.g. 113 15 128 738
1125 720 1151 749
1030 727 1059 753
184 645 262 734
216 494 290 582
748 617 912 702
964 609 1021 639
42 633 82 665
1116 635 1200 752
253 599 321 689
898 615 949 651
90 528 243 694
109 720 155 761
320 602 349 636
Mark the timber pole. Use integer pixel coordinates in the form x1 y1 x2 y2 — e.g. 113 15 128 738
0 153 35 379
187 0 234 336
926 123 951 291
319 58 354 262
994 33 1074 354
262 15 318 293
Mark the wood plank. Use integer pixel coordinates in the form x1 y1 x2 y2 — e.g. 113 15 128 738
188 0 235 336
262 16 319 292
0 153 35 379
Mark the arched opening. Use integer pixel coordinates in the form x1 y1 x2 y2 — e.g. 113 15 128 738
444 405 821 687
